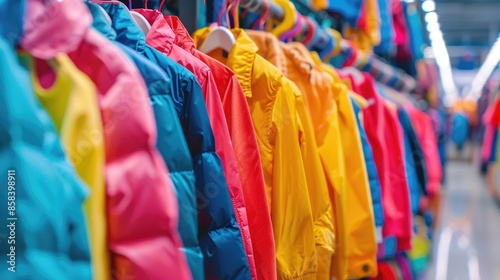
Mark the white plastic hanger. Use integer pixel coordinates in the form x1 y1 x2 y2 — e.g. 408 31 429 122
340 67 365 84
130 11 151 35
198 26 236 54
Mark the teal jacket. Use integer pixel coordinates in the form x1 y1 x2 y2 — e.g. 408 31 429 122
90 3 252 279
87 3 203 279
0 36 91 279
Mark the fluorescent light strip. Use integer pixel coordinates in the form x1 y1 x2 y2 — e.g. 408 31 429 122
422 0 459 106
466 35 500 101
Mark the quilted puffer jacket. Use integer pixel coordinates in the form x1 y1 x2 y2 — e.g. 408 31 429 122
87 3 202 279
98 4 251 280
0 36 91 279
22 0 192 278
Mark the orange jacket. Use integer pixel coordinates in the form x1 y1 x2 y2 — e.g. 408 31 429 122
246 30 335 280
317 64 378 278
246 30 377 279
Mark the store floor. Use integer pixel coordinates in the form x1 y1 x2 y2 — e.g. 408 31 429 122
426 159 500 280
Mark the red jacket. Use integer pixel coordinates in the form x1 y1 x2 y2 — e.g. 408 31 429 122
164 16 276 280
135 9 256 279
405 104 442 197
347 72 412 251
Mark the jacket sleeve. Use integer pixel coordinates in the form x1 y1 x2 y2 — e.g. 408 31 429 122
149 80 203 280
273 78 318 280
199 71 256 279
351 97 384 239
180 73 252 280
420 114 442 197
289 79 335 280
224 74 277 280
337 89 377 278
399 108 428 196
83 34 191 279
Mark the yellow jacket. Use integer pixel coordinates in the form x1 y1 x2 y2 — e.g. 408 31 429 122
318 62 378 279
246 30 335 280
193 28 318 280
245 31 377 279
24 54 109 280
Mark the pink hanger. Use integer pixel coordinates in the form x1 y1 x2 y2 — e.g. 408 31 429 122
251 0 269 30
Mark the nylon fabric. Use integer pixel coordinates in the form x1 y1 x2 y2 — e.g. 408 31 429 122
193 28 318 280
90 4 202 278
0 37 91 280
18 52 107 280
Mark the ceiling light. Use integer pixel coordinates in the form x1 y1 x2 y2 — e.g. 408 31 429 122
426 21 440 32
422 1 436 12
466 34 500 101
425 12 438 23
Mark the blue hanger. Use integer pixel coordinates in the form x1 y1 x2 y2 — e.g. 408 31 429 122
318 26 334 59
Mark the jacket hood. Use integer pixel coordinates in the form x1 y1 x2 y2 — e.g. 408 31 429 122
163 16 197 52
133 9 175 54
22 0 92 59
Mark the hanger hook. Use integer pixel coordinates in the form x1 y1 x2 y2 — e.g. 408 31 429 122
251 0 269 30
158 0 166 12
217 0 230 27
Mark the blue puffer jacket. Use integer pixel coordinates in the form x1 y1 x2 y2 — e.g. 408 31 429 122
95 3 251 279
87 3 203 279
350 97 384 235
0 37 91 279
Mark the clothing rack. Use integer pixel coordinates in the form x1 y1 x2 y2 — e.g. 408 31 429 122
239 0 284 22
362 56 418 93
239 0 417 93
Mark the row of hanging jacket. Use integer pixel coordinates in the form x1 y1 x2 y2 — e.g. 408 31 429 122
0 0 444 279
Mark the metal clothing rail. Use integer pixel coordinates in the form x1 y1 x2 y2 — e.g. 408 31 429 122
239 0 284 22
362 56 418 93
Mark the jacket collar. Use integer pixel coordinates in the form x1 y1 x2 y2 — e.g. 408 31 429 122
85 2 117 42
195 28 258 98
100 3 146 53
134 9 175 55
163 16 197 53
227 29 258 98
245 30 287 76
